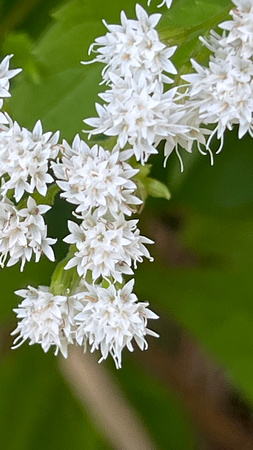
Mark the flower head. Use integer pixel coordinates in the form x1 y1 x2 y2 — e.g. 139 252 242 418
0 117 60 201
52 135 141 217
74 279 159 368
12 286 77 358
84 4 177 86
0 197 56 271
64 212 153 283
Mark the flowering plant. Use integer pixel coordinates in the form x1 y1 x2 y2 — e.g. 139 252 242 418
2 0 253 448
0 0 252 373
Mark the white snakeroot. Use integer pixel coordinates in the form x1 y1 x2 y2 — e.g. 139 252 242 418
85 76 197 165
83 4 177 86
219 0 253 57
0 117 60 201
85 75 204 166
0 196 56 271
85 77 164 164
182 4 253 156
52 135 141 217
64 212 154 282
12 286 77 358
74 279 159 368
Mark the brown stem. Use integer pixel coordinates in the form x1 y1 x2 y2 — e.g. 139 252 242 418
59 347 157 450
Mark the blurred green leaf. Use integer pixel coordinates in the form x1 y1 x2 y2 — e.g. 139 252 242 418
136 208 253 403
115 356 196 449
145 177 171 200
0 347 110 450
2 32 40 83
7 0 137 139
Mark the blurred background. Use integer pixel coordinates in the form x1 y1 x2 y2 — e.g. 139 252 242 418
1 0 253 448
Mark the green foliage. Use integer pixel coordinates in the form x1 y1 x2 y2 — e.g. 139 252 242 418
7 0 138 138
0 348 110 450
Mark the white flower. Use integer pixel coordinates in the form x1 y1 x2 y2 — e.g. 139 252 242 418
52 135 141 217
0 54 21 98
12 286 77 358
85 76 185 164
219 0 253 57
147 0 173 8
181 15 253 156
64 212 153 283
83 4 177 86
0 197 56 271
74 279 159 368
0 117 60 201
86 75 200 166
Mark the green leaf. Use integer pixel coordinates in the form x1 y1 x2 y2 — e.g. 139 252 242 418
2 32 40 83
134 163 152 179
145 177 171 200
0 347 109 450
50 245 80 296
135 209 253 405
7 0 137 139
115 356 196 449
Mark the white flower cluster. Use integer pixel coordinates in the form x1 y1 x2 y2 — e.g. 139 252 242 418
0 57 58 271
182 0 253 157
12 286 75 358
84 4 205 167
85 5 176 85
52 134 153 281
10 19 158 365
12 280 158 368
0 117 59 201
0 197 56 271
51 137 141 217
64 213 153 282
49 130 155 366
12 0 253 368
